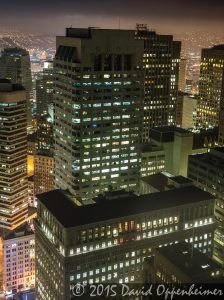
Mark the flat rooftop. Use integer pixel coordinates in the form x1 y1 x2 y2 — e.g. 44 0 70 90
0 222 34 240
211 44 224 50
141 173 193 191
141 173 168 191
189 147 224 169
0 80 25 92
149 126 192 143
156 242 220 281
172 176 193 185
37 186 215 228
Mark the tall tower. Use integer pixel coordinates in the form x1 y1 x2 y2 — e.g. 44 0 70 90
0 80 28 230
0 48 33 129
197 45 224 129
135 24 181 142
36 61 54 117
178 57 187 92
54 28 144 203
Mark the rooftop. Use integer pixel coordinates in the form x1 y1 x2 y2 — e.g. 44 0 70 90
172 176 193 185
212 44 224 50
141 173 193 191
189 147 224 169
1 47 29 56
0 80 25 92
141 173 168 191
149 126 192 143
156 242 221 282
37 186 215 228
0 222 34 240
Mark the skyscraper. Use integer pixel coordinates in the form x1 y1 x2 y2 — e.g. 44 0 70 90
54 28 144 202
135 24 181 142
0 80 28 230
0 48 33 128
34 150 54 195
178 57 187 92
36 61 54 117
197 45 224 129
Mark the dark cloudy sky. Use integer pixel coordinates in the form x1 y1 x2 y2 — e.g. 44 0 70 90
0 0 223 34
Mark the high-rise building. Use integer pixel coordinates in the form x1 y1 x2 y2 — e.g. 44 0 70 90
178 57 187 92
36 61 54 117
188 147 224 265
36 115 53 151
0 48 33 128
135 24 181 142
35 187 215 299
34 150 54 195
0 80 28 230
197 45 224 129
185 79 193 94
54 28 144 202
182 94 197 129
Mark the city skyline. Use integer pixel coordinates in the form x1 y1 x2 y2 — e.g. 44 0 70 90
0 0 223 34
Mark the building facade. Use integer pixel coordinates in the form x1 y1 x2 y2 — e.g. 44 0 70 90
35 187 216 299
0 224 35 294
135 24 181 142
36 61 54 117
0 48 33 128
178 57 187 92
34 151 54 195
197 45 224 129
188 147 224 265
36 115 53 151
54 28 144 202
182 94 197 129
0 80 28 230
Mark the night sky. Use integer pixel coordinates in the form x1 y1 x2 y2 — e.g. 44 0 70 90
0 0 223 34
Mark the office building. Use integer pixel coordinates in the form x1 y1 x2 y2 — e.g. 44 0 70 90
197 45 224 128
193 127 219 150
140 126 218 183
0 48 33 128
143 126 193 177
135 24 181 142
182 94 198 129
219 105 224 145
144 242 223 284
0 223 35 294
28 176 36 207
54 27 144 202
34 150 54 195
0 80 28 230
35 187 215 299
188 147 224 265
36 61 54 117
140 143 166 178
185 79 193 94
36 115 53 151
178 57 187 92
